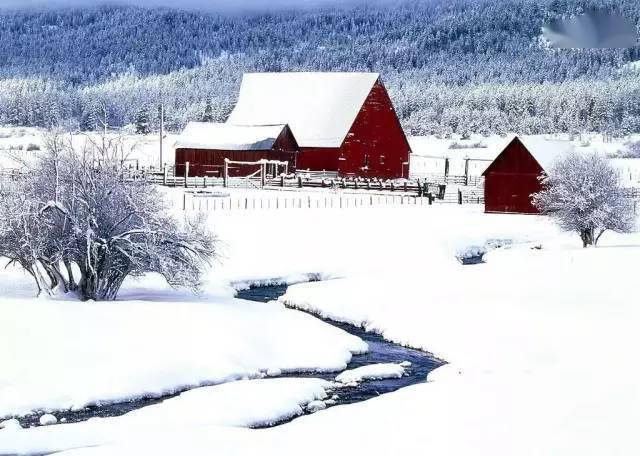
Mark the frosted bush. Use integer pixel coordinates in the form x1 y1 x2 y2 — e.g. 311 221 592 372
0 132 217 300
533 153 636 247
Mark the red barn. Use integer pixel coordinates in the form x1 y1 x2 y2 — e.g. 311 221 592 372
174 123 298 177
482 136 574 214
227 72 411 179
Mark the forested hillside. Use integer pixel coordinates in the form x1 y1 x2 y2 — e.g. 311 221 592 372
0 0 638 136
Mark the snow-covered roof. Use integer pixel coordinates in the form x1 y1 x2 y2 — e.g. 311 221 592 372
227 72 380 148
489 135 575 172
175 122 287 151
517 135 575 170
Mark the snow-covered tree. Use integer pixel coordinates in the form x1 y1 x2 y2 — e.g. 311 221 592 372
0 133 217 300
134 105 151 134
201 99 215 122
532 153 636 247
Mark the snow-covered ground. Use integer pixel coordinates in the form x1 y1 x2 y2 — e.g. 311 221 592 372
0 126 176 170
1 378 334 455
35 209 638 456
0 287 364 418
335 363 407 384
2 128 640 455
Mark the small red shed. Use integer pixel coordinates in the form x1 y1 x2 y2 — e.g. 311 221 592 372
482 136 574 214
227 72 411 179
174 123 298 177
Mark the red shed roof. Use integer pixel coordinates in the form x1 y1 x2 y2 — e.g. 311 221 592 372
175 122 288 151
482 135 575 175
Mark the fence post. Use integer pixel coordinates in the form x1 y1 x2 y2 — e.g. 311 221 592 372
184 161 190 188
182 193 186 210
163 164 168 186
428 193 434 205
444 157 450 180
298 176 303 188
223 159 229 188
281 175 285 187
464 158 470 186
458 189 463 205
261 162 266 188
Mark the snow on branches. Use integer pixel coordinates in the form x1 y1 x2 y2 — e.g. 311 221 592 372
532 153 636 247
0 132 216 300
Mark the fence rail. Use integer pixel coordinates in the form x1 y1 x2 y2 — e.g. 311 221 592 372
180 192 444 212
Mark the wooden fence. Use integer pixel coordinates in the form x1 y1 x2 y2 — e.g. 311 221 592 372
181 192 442 212
142 168 479 197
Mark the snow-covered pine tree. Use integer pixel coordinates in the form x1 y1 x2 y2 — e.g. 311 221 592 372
532 153 636 247
201 99 214 122
134 105 151 135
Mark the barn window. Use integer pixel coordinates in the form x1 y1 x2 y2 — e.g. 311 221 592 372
380 155 385 165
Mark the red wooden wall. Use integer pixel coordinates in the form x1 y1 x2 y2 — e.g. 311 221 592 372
175 125 298 177
483 137 544 214
338 80 411 179
296 79 411 180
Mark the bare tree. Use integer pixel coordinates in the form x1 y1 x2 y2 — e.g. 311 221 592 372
0 132 216 300
532 153 636 247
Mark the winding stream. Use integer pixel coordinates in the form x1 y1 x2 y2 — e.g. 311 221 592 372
15 284 444 428
238 285 445 409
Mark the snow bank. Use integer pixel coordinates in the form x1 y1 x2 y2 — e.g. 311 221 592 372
0 298 365 418
0 378 331 455
123 378 330 427
39 414 58 426
335 363 406 384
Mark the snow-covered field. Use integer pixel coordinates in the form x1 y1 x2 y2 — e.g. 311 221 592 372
0 126 176 170
2 125 640 455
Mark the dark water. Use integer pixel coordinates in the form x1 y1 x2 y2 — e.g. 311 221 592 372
238 285 445 408
15 284 444 428
459 254 485 265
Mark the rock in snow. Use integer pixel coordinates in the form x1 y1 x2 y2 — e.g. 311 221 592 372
335 363 406 384
0 419 22 431
39 414 58 426
306 401 327 413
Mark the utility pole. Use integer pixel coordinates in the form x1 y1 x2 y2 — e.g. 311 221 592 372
159 104 164 169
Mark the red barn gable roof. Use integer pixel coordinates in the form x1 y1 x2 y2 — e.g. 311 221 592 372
482 135 575 176
227 72 380 148
175 122 290 151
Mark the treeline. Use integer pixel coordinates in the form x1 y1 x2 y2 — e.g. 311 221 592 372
1 59 638 137
0 0 638 136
